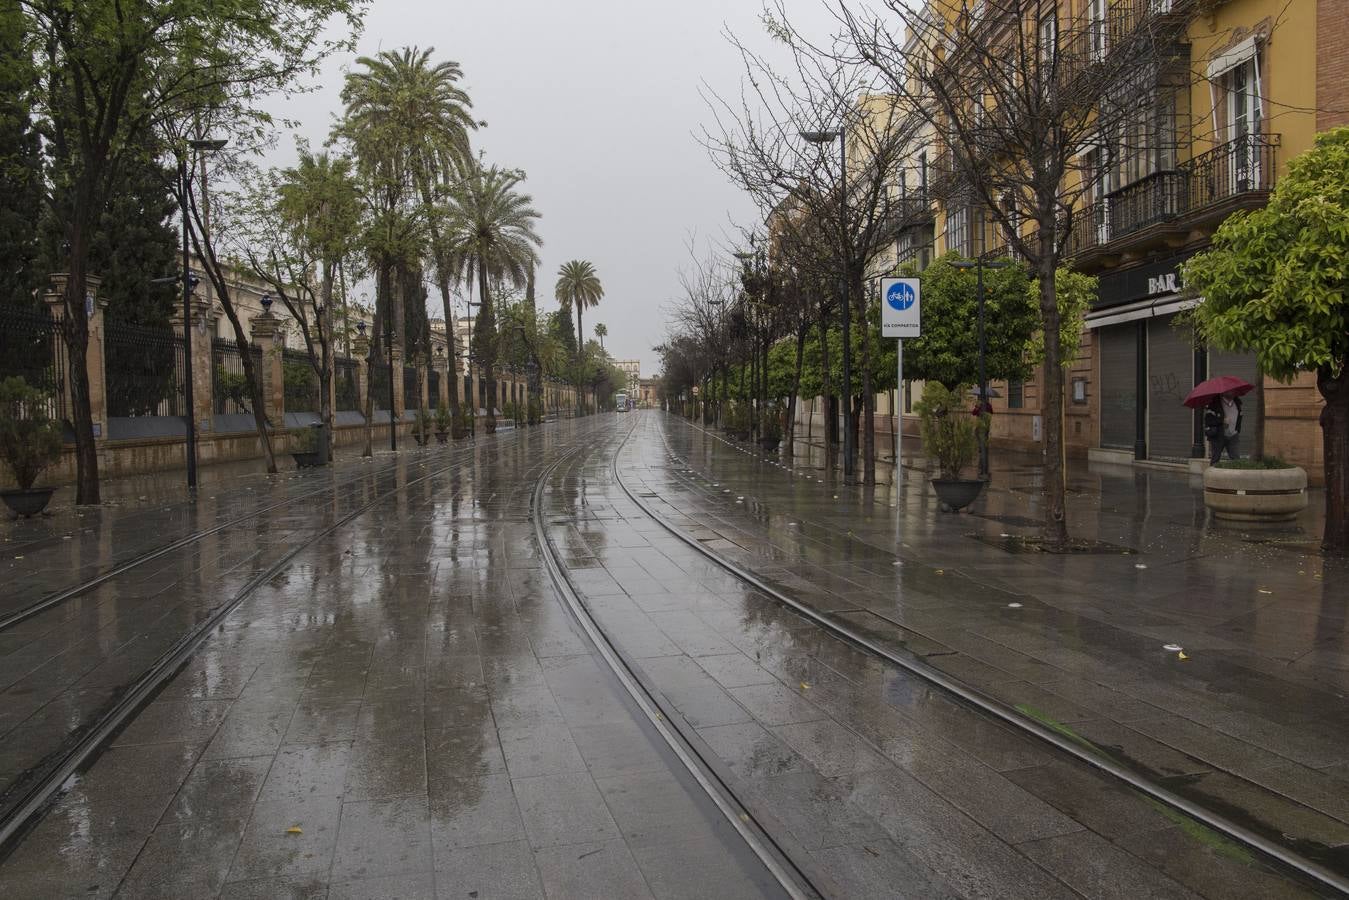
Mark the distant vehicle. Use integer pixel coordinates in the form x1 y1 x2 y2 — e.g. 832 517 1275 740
615 392 629 411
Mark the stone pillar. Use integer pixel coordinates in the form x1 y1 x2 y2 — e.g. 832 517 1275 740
170 296 215 435
390 347 405 419
414 353 429 413
248 310 284 423
353 333 370 414
436 353 450 409
44 274 108 443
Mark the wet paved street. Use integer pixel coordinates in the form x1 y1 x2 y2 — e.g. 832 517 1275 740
0 411 1341 897
628 413 1349 884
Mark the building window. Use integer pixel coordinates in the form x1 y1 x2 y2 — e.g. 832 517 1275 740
1037 11 1057 69
946 206 970 256
1225 55 1263 186
1072 378 1088 404
1007 379 1024 409
1089 0 1107 62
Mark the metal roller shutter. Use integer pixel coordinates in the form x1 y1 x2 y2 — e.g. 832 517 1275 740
1099 325 1137 450
1209 346 1259 390
1147 315 1194 460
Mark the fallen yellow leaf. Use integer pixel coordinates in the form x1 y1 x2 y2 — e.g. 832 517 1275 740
1177 651 1190 661
286 826 303 835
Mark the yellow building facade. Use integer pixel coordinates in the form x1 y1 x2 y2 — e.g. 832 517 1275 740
893 0 1345 481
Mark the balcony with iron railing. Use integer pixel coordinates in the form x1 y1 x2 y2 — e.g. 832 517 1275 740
884 193 936 232
1066 133 1278 262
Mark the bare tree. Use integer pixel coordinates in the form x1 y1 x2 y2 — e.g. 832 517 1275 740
703 13 924 485
835 0 1200 545
670 243 737 425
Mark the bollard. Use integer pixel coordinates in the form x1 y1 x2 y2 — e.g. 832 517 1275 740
312 422 329 466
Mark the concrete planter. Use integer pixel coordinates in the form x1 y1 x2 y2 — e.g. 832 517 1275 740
1203 465 1308 522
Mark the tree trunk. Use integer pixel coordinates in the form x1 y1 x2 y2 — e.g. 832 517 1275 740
320 261 335 459
858 283 876 485
817 307 836 467
785 324 806 458
1036 242 1068 547
1318 364 1348 555
437 272 460 415
575 304 585 415
62 225 101 505
479 258 496 434
1252 364 1266 460
189 211 276 474
362 297 382 458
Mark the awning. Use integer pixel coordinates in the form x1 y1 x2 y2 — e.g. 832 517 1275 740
1085 293 1200 329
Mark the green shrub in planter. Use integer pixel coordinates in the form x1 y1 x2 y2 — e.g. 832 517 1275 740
0 377 63 490
1214 456 1294 470
915 382 978 480
435 402 452 434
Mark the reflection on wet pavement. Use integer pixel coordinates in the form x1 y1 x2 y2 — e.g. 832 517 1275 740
628 413 1349 884
0 419 785 899
538 413 1329 898
0 409 1339 898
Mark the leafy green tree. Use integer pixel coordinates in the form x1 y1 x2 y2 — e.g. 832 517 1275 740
896 254 1037 390
547 306 577 359
594 322 607 349
440 164 542 432
0 4 42 309
24 0 363 499
236 148 361 456
1183 127 1349 554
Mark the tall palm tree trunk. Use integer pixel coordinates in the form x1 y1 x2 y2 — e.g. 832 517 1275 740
480 256 496 434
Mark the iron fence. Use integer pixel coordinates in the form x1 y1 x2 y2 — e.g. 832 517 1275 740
282 348 319 413
0 304 68 422
428 369 441 408
212 338 261 415
403 366 421 412
335 357 359 411
369 361 392 410
105 320 185 417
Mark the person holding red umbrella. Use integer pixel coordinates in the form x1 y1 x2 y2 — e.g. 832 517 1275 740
1186 375 1254 464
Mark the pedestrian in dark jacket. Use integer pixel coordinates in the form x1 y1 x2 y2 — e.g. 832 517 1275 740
1204 392 1242 463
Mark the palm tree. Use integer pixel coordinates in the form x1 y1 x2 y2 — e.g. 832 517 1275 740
594 322 607 350
555 259 603 412
440 164 542 433
339 47 476 411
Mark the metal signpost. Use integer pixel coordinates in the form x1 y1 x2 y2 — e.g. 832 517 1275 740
880 277 921 498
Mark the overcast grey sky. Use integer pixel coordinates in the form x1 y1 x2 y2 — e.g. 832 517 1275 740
265 0 839 378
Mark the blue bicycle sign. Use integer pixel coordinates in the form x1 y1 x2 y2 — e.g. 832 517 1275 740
885 280 916 311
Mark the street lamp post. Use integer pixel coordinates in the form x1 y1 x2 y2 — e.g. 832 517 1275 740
950 257 1013 480
801 128 853 482
177 137 227 491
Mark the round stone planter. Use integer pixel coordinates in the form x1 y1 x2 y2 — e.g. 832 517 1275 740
1203 465 1308 522
1 487 55 518
931 478 985 512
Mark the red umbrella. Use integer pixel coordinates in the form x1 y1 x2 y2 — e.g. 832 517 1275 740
1183 375 1254 409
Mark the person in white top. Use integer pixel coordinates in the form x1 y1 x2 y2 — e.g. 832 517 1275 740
1204 391 1243 463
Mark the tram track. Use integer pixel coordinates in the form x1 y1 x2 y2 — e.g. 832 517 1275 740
617 414 1349 897
0 425 537 852
0 429 528 635
531 422 821 900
